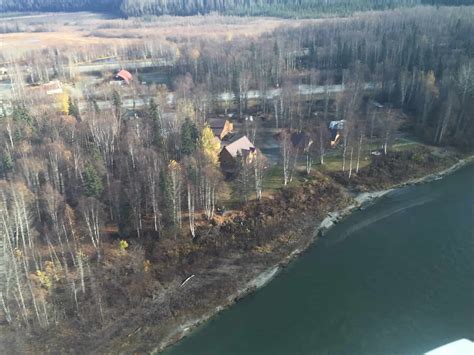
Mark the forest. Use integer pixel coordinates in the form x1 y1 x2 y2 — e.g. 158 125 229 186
0 0 471 17
0 4 473 352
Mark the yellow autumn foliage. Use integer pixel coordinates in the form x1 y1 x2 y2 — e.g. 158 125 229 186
254 244 272 254
200 124 221 166
35 260 63 289
58 92 69 114
119 240 129 253
36 270 52 289
49 260 64 281
168 159 180 171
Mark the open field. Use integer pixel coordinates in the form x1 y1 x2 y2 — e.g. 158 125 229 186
0 12 328 57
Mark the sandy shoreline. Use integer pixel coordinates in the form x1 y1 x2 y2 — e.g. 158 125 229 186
153 156 473 354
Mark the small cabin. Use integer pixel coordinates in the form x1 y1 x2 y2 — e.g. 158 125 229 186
114 69 133 84
44 80 63 95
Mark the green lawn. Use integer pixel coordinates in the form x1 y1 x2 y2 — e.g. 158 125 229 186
220 137 428 208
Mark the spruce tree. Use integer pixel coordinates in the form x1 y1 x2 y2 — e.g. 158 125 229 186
181 118 198 156
1 153 13 177
112 89 122 120
68 97 81 121
118 192 133 238
149 98 164 148
159 170 173 225
83 163 103 198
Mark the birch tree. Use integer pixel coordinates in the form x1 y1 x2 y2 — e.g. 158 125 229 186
253 150 267 201
168 160 182 228
146 151 161 232
79 197 102 260
280 131 296 186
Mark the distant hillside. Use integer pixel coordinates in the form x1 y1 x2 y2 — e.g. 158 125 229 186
0 0 471 17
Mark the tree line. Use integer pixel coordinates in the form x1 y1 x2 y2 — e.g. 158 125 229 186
0 0 122 13
120 0 421 17
0 0 470 17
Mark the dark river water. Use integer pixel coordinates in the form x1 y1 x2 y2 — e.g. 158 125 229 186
165 164 474 355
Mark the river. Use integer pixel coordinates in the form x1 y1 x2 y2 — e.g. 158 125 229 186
165 164 474 355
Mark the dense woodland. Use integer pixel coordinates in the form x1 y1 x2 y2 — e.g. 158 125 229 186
0 5 473 348
0 0 471 17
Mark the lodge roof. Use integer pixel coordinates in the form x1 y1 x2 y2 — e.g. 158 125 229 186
223 136 255 158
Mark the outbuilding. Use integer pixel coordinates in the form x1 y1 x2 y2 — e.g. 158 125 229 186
209 118 234 142
115 69 133 84
329 120 345 148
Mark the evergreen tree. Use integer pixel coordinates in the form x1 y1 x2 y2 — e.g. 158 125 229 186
159 170 173 224
83 163 103 198
68 97 81 121
149 98 159 123
1 152 14 177
149 98 164 148
273 40 279 57
12 104 32 125
118 190 133 238
112 89 122 120
181 118 198 156
90 98 100 114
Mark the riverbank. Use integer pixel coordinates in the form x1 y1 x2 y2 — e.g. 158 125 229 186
1 151 471 354
145 153 473 353
165 160 474 355
317 155 474 238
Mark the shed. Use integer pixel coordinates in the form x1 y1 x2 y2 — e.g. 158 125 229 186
115 69 133 84
43 80 63 95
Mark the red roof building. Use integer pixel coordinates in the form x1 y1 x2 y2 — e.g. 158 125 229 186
115 69 133 84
